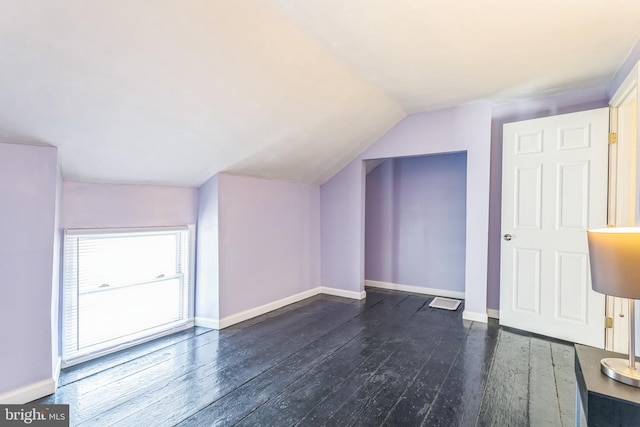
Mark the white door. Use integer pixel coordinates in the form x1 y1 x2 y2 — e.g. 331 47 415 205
500 108 608 348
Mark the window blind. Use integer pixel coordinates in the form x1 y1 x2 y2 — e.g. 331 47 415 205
62 226 192 365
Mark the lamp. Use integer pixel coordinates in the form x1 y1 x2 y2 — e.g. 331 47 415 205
587 227 640 387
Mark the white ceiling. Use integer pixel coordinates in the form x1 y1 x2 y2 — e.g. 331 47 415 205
1 1 639 186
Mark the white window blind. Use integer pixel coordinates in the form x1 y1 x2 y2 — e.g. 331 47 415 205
62 226 192 365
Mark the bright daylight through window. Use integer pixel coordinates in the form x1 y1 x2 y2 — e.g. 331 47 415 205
62 227 193 365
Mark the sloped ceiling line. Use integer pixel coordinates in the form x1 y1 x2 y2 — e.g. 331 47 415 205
1 1 639 186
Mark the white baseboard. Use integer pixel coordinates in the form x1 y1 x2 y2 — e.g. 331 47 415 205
321 286 366 300
217 287 322 329
487 309 499 319
198 286 368 330
0 378 56 404
463 310 489 323
0 356 62 404
365 280 465 300
195 317 220 330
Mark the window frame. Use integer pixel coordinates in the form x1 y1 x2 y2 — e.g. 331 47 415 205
61 225 196 367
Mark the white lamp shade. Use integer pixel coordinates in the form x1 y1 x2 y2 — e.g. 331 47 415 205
587 228 640 299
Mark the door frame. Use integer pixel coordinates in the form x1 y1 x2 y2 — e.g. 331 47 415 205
606 60 639 352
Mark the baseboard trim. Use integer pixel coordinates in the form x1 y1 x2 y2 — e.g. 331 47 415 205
195 317 220 330
487 309 500 319
365 280 465 300
199 286 369 330
321 286 366 300
0 378 56 404
218 287 322 329
463 310 489 323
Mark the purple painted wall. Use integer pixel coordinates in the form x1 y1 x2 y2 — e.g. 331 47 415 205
321 160 366 293
216 174 321 318
61 181 198 228
322 102 492 319
486 87 610 310
0 37 634 399
325 38 640 316
365 160 394 283
0 143 58 396
365 153 467 292
196 175 219 321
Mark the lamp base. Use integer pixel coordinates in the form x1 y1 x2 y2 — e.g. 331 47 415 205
601 358 640 387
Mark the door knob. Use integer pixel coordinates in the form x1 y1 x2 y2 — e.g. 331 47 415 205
503 234 513 241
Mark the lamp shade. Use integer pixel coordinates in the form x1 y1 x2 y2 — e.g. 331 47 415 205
587 228 640 299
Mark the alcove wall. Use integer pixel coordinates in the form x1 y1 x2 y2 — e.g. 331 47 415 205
365 153 467 296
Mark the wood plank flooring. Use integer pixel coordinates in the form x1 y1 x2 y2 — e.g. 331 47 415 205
35 289 576 426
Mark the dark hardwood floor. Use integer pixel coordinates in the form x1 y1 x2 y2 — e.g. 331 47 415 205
36 289 576 426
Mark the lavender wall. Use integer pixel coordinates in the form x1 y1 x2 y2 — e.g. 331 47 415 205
365 160 394 282
196 175 219 321
486 87 610 310
365 153 467 292
322 102 492 319
61 181 198 228
217 174 321 318
321 161 366 293
0 143 58 396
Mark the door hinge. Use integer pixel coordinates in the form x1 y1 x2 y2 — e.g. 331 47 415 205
606 316 614 328
609 132 618 144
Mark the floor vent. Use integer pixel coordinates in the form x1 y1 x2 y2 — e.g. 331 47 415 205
429 297 462 311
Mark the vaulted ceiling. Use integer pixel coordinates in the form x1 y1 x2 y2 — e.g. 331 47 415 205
1 1 640 186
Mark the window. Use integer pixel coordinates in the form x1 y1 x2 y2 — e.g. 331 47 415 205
62 226 193 365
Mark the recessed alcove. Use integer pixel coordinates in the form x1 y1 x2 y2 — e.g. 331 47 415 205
364 152 467 297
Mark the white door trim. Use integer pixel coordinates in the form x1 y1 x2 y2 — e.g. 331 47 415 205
607 60 639 353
